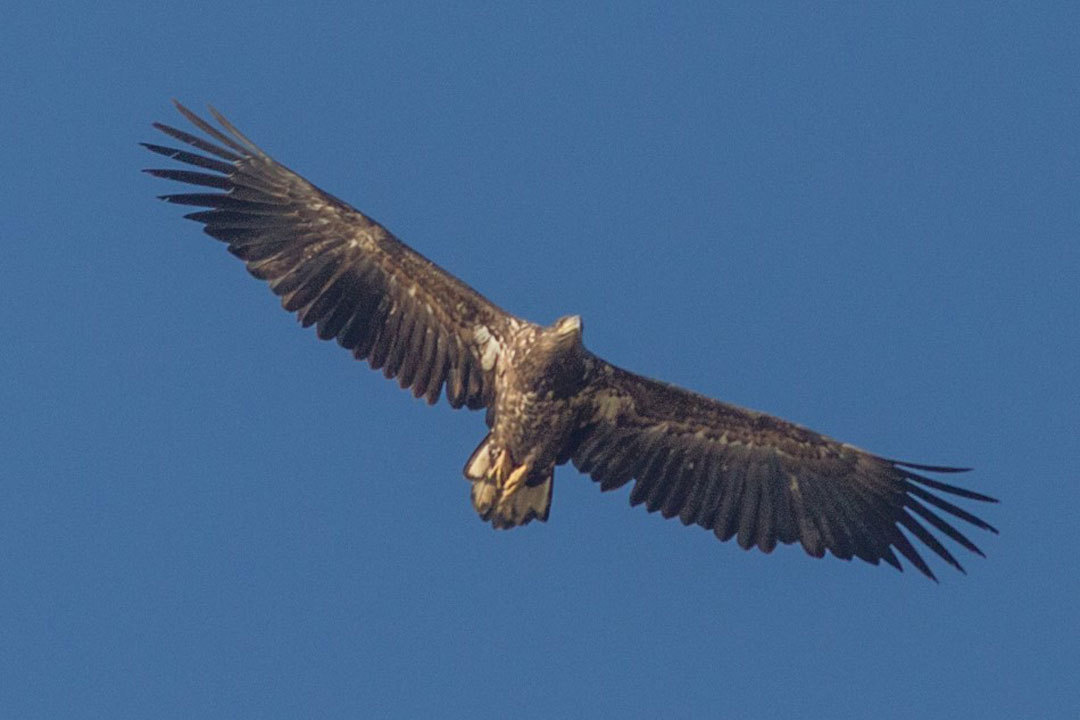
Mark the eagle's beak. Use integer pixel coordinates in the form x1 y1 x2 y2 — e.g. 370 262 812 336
557 314 582 336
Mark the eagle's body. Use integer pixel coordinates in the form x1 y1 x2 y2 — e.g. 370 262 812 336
145 102 998 580
467 315 590 527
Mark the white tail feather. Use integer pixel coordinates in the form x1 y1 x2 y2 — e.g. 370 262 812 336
464 435 552 528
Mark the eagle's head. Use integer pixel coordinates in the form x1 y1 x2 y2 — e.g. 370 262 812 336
536 314 587 395
533 315 584 362
557 313 583 338
553 314 584 346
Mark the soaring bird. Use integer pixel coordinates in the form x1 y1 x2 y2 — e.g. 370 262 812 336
144 102 997 580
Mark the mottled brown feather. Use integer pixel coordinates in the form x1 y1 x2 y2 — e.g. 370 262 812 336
571 359 998 579
146 101 519 410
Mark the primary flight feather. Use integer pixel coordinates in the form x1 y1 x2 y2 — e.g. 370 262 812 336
145 101 997 580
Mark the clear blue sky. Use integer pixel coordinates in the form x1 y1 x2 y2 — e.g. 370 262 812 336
2 3 1077 718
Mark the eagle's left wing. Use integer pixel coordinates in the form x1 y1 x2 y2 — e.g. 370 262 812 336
570 359 997 579
144 102 521 410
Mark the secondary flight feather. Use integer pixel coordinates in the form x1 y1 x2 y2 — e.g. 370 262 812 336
144 101 998 580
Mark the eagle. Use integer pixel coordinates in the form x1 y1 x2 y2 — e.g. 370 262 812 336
144 101 997 580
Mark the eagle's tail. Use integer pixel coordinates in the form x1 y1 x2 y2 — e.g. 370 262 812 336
464 435 552 529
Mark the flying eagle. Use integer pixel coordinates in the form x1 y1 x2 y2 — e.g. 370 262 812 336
144 102 997 580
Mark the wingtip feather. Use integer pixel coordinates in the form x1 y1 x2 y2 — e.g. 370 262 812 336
888 458 972 473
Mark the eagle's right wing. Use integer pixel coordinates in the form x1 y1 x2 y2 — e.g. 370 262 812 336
144 102 522 409
570 359 998 580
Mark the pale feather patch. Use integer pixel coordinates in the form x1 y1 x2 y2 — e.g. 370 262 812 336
493 478 552 526
471 481 497 516
472 324 500 371
465 446 491 480
594 392 625 422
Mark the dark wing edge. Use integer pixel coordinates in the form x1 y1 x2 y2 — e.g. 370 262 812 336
144 101 521 410
569 359 998 580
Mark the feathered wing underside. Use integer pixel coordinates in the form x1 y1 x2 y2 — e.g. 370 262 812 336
144 101 519 409
570 360 998 580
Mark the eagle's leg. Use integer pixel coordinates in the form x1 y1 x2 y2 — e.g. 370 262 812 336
501 463 529 497
491 447 513 486
463 436 553 529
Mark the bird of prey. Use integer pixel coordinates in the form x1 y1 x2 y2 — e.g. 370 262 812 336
144 101 997 580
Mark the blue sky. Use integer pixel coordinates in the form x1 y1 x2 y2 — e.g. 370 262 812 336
2 2 1077 718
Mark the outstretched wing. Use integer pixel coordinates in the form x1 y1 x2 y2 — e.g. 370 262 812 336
571 359 998 580
144 102 521 409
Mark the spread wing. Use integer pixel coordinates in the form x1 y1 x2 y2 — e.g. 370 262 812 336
144 102 520 409
571 359 998 580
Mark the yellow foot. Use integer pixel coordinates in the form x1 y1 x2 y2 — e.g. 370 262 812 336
503 464 529 498
493 448 512 486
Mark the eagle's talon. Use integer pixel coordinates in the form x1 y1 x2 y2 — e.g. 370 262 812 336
503 464 529 498
492 449 512 488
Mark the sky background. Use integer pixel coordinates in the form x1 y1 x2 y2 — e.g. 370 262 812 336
2 2 1077 718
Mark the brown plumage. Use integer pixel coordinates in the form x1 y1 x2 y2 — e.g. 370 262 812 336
145 101 998 580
